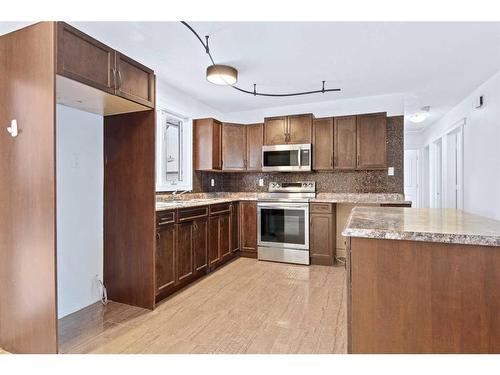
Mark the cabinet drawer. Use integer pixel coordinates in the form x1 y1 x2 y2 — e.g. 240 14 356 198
177 206 209 222
156 210 176 226
310 203 333 214
209 202 232 216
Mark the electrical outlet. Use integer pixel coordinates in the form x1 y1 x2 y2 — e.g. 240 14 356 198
388 167 395 176
211 178 215 187
258 178 264 187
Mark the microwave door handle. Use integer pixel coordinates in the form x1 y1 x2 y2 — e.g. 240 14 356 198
297 147 302 168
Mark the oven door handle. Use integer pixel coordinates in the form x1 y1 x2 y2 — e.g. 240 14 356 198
257 202 309 210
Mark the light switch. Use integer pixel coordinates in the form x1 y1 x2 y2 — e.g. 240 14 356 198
388 167 394 176
210 178 215 187
71 153 80 169
258 178 264 187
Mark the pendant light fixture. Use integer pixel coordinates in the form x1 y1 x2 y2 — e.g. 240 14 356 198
181 21 341 97
206 64 238 85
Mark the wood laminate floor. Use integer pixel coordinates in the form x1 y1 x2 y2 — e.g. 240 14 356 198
59 258 347 354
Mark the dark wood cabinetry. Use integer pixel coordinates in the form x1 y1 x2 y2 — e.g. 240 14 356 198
208 203 233 269
356 113 387 169
193 118 222 171
239 202 258 258
176 222 194 283
193 218 208 274
231 202 240 253
334 116 357 170
115 52 155 108
309 203 336 266
56 22 155 109
312 117 334 170
222 123 247 171
264 114 312 145
195 121 263 172
156 212 176 295
246 124 263 171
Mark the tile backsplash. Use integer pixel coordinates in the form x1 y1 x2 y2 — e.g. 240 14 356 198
193 115 404 194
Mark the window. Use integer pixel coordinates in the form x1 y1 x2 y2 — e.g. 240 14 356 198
156 109 192 192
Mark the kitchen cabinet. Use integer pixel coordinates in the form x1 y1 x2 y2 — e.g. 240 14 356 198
176 222 194 283
263 116 288 145
222 123 247 171
312 117 334 170
193 118 222 171
288 114 313 144
309 203 336 266
231 202 240 253
357 113 387 169
208 203 233 269
155 211 176 295
192 218 208 275
239 201 257 258
56 22 155 108
264 114 313 145
334 116 357 170
115 52 155 108
246 123 263 171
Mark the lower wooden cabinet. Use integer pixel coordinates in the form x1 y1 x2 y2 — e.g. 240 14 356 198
231 202 239 253
155 222 176 295
239 201 257 258
309 203 336 265
193 218 208 274
208 203 233 269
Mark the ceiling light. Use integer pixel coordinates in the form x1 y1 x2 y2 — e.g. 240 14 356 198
408 106 431 123
408 112 427 123
206 64 238 86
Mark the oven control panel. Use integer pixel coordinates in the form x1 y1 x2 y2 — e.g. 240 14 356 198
268 181 315 193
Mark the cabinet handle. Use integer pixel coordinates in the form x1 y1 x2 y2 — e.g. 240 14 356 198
111 69 117 89
156 232 161 240
117 70 122 90
357 154 360 166
331 155 333 167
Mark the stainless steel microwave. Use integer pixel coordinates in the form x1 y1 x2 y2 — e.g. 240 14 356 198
262 144 311 172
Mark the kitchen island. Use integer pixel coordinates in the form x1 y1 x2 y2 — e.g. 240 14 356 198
343 207 500 353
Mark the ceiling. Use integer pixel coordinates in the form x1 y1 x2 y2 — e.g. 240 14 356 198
1 22 500 131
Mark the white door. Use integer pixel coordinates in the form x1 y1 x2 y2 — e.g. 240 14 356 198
404 150 418 206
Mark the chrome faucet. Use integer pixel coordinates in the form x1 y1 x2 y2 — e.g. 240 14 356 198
171 190 190 199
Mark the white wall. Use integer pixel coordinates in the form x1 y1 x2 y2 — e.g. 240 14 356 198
221 92 404 124
418 70 500 219
56 104 103 318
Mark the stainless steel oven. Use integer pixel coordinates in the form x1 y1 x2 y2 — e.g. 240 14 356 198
262 144 311 172
257 181 315 265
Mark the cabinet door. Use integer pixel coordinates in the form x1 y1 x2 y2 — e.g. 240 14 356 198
193 218 208 274
209 216 221 266
240 202 257 257
313 117 334 170
264 116 287 145
115 52 155 108
176 222 194 283
310 213 335 266
357 113 387 169
222 123 246 171
288 114 312 144
231 203 239 253
220 213 232 260
334 116 357 170
56 22 115 94
156 224 176 294
246 124 263 171
212 120 223 170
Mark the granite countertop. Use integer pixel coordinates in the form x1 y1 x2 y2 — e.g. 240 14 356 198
342 207 500 247
155 192 410 211
311 193 410 205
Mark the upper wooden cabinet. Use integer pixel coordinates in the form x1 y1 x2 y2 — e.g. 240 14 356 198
56 22 115 94
193 118 222 171
115 52 155 108
312 117 334 170
334 116 357 170
264 114 312 145
288 114 313 144
195 121 263 172
222 123 247 171
263 116 288 145
357 113 387 169
56 22 155 109
246 123 263 171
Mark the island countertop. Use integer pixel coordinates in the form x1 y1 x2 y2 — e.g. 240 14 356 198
342 207 500 247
